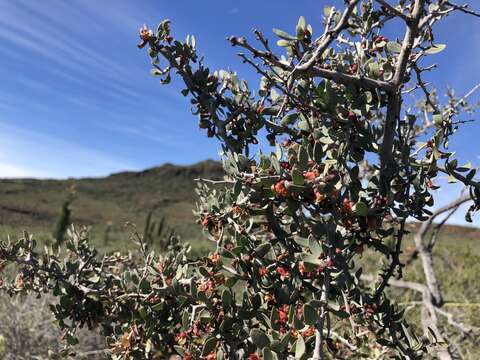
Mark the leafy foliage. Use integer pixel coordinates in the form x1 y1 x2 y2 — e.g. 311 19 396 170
2 1 480 359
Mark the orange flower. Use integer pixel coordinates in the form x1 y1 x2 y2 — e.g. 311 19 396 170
298 262 306 275
276 266 290 279
156 261 165 274
259 266 268 277
278 304 288 324
205 352 217 360
350 63 358 74
137 25 154 49
304 170 318 182
175 331 188 343
209 252 220 265
272 180 289 197
348 110 357 121
264 292 275 304
198 279 216 293
201 217 211 227
426 178 434 188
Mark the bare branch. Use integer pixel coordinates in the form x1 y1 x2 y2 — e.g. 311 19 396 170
435 307 474 335
417 194 471 241
374 0 411 22
445 1 480 18
309 66 394 92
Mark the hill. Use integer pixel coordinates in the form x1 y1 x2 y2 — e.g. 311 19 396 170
0 160 224 252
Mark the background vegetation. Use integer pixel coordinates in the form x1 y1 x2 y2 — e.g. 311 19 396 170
0 161 478 358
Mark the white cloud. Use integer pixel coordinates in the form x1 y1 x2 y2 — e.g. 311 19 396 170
0 162 34 178
0 3 144 102
0 121 135 179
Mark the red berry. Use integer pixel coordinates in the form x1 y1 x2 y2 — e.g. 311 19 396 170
276 266 290 278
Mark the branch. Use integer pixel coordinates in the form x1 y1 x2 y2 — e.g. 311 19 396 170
437 167 480 188
309 66 395 92
444 1 480 18
410 195 472 307
380 0 426 194
297 0 360 71
435 307 474 335
416 193 471 240
362 273 426 293
374 0 411 22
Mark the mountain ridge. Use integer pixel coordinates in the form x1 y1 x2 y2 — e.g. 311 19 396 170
0 160 224 248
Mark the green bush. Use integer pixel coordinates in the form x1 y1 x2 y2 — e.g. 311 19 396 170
1 1 480 359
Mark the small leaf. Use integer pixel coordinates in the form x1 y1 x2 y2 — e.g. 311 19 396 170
281 113 298 126
425 44 446 54
298 146 309 168
386 41 402 53
254 243 272 258
298 119 310 131
323 6 333 17
297 16 306 30
447 175 458 183
295 335 306 359
202 337 218 356
277 39 293 48
313 142 323 163
296 16 306 38
272 28 297 40
250 329 271 348
354 202 368 216
303 303 318 325
432 113 443 126
222 289 233 306
263 348 273 360
292 169 305 186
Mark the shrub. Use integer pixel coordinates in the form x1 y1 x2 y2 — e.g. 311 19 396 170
1 1 480 359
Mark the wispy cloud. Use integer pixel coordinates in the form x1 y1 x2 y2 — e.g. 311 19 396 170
0 161 35 178
0 121 135 178
0 1 145 102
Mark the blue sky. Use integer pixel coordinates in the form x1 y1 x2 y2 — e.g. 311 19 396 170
0 1 479 223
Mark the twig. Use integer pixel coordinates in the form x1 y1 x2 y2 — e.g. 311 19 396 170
445 1 480 18
374 0 411 22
